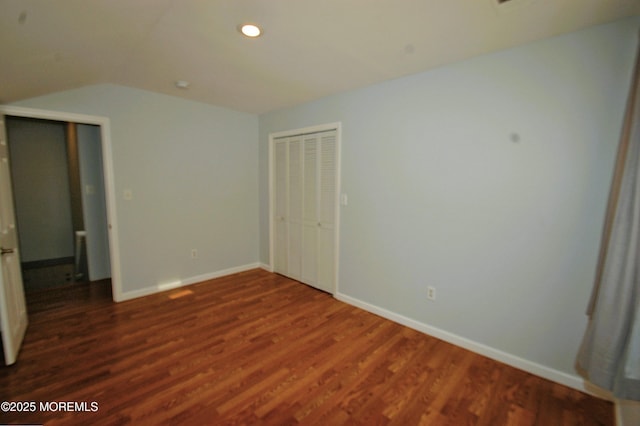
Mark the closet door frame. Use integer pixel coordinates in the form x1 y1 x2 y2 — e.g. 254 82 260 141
269 122 341 295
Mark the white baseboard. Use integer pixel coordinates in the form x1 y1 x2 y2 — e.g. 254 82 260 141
260 263 273 272
334 291 606 397
118 263 262 301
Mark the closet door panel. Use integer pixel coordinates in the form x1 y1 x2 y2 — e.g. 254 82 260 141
316 131 337 292
287 137 303 280
302 135 318 285
273 140 288 274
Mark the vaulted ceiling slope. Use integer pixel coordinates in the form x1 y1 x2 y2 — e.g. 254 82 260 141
1 0 638 114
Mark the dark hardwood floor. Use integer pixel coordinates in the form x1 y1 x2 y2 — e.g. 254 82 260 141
0 269 613 425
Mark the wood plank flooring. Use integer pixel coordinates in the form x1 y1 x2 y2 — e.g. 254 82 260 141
0 269 613 425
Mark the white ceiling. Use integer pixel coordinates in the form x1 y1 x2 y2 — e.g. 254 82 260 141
1 0 638 114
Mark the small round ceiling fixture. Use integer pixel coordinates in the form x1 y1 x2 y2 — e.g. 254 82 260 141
239 24 262 38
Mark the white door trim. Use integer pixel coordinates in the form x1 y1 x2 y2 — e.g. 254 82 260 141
268 122 342 294
0 105 123 302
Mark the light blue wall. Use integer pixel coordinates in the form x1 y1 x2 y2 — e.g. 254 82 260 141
14 84 259 295
259 17 640 376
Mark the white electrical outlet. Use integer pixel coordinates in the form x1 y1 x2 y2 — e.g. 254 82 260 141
427 286 436 301
191 249 198 259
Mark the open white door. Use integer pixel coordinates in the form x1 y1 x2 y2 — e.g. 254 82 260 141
0 115 28 365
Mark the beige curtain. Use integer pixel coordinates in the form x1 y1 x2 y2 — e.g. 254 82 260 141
576 38 640 401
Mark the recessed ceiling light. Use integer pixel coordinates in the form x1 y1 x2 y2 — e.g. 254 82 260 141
239 24 262 38
175 80 190 89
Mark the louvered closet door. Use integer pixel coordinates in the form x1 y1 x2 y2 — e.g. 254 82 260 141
273 129 337 294
301 134 318 286
273 139 288 275
287 136 303 280
316 131 336 293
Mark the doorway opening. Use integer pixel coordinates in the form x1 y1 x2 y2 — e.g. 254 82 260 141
0 105 122 301
5 116 112 307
